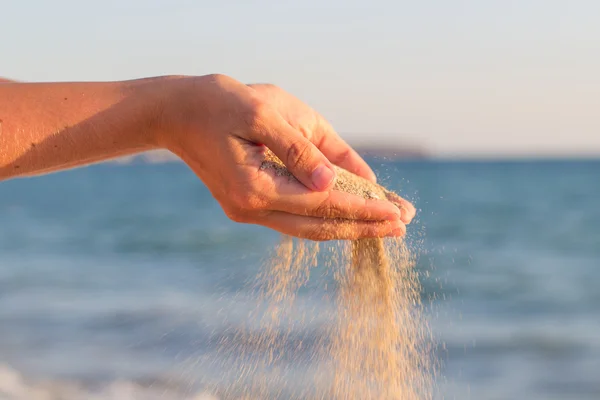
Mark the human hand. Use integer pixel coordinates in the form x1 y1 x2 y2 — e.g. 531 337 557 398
154 74 415 240
248 83 416 227
247 83 378 184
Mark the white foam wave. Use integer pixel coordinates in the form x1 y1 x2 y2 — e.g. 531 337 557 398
0 364 218 400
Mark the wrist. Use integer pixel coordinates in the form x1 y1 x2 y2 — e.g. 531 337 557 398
142 74 237 154
124 75 191 152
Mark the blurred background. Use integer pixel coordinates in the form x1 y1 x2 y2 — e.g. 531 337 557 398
1 1 599 399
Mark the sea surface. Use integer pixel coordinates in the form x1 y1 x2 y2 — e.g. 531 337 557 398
1 158 599 400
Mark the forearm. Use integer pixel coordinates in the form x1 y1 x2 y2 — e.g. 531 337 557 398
0 79 163 180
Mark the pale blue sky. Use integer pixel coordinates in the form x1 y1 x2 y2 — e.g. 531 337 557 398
2 0 599 157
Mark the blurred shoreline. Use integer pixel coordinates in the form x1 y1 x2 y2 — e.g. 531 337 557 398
110 147 600 165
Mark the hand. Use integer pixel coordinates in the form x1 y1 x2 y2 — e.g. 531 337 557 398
247 83 378 184
155 74 414 241
248 83 417 228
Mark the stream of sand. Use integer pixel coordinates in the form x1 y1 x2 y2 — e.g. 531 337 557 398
215 151 434 399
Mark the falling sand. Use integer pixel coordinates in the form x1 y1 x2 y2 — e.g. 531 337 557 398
214 151 434 399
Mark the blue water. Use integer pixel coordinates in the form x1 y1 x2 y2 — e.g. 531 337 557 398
1 159 599 399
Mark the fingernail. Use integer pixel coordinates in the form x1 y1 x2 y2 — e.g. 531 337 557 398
311 164 336 191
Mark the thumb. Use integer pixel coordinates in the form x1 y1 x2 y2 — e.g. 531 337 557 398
252 113 336 191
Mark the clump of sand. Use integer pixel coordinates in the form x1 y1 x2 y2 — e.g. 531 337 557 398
216 151 433 400
260 150 395 201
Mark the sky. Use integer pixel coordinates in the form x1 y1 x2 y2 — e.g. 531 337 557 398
1 0 598 157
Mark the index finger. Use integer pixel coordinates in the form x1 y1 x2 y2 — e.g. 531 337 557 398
313 117 378 183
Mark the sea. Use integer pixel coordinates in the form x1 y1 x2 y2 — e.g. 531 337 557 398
0 158 599 400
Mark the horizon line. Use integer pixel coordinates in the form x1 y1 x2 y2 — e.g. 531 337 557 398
109 149 600 166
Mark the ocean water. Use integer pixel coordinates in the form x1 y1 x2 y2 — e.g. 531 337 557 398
1 159 599 400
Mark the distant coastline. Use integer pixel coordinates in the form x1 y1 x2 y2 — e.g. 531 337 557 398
112 142 429 165
354 145 429 161
109 147 600 165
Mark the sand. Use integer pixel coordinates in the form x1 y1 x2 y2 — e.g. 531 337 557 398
260 151 395 201
216 151 433 399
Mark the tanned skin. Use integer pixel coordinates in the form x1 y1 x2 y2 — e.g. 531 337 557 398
0 75 415 240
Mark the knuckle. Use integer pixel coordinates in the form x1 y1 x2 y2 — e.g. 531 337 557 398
315 197 341 219
353 220 389 239
300 220 352 242
206 73 232 85
260 83 278 91
314 193 365 220
286 140 313 172
332 147 353 165
315 203 334 219
242 98 269 131
362 224 382 239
